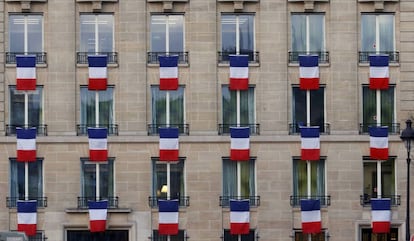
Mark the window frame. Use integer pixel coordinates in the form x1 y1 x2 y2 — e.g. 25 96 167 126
290 13 326 53
79 13 115 53
8 14 44 53
360 13 395 53
220 13 256 55
152 230 187 241
292 229 329 241
223 229 257 241
150 13 185 53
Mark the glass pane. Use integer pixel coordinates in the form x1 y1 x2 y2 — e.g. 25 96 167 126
221 15 236 53
378 15 394 51
168 15 184 52
239 15 254 53
363 87 377 125
99 161 114 198
17 162 25 197
381 159 395 196
291 15 306 52
240 161 250 196
170 161 184 199
28 160 42 197
223 159 237 196
381 86 394 125
97 15 114 52
309 15 324 51
222 86 237 125
240 87 255 124
361 15 376 52
151 87 167 125
27 15 43 52
293 159 307 196
98 88 114 125
9 15 25 52
363 162 377 198
169 87 184 124
292 87 307 126
82 162 97 197
151 15 167 52
80 15 96 52
310 88 325 129
310 160 325 196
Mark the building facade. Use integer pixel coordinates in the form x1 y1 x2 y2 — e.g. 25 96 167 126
0 0 412 241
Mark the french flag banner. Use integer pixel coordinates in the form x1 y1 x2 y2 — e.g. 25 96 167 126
371 198 391 233
300 126 320 161
230 199 250 235
159 55 179 91
16 55 36 91
88 55 108 91
88 200 108 233
159 127 179 161
158 199 179 235
88 128 108 162
369 55 389 90
299 55 319 90
16 127 37 162
229 55 249 90
369 126 388 160
300 199 321 234
17 200 37 236
230 127 250 161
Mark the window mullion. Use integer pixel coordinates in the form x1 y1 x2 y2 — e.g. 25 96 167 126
24 16 28 53
95 15 99 53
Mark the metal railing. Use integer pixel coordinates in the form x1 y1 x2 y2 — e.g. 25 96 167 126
360 194 401 207
77 196 119 209
76 52 118 64
76 124 119 136
288 123 330 135
147 124 190 136
289 195 331 207
288 51 330 64
6 52 47 65
147 52 189 64
358 51 399 63
6 197 48 208
6 124 48 136
218 124 260 135
359 123 400 135
219 195 261 207
148 196 190 208
218 51 260 64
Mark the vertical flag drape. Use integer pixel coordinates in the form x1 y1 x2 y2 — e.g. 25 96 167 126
229 55 249 90
300 126 320 161
158 199 179 235
88 200 108 232
230 127 250 161
159 55 179 90
369 55 389 90
16 55 37 91
369 126 388 160
16 127 37 162
17 200 37 236
300 199 321 234
299 55 319 90
159 127 179 161
88 128 108 162
88 55 108 91
229 199 250 235
371 198 391 233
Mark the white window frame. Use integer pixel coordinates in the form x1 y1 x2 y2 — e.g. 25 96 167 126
8 14 44 53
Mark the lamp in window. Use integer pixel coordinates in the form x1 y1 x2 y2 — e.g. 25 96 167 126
161 185 168 194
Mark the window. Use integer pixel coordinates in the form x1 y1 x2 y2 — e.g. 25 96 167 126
222 158 257 206
220 14 257 62
9 158 45 207
293 230 328 241
221 85 257 135
80 158 116 208
223 229 256 241
152 230 187 241
291 86 326 134
149 14 186 64
67 230 129 241
361 85 396 134
360 14 397 62
8 14 44 64
151 158 186 207
150 86 186 135
362 157 398 205
292 158 327 206
290 13 327 63
360 227 398 241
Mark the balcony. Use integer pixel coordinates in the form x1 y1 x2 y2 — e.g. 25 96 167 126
76 124 119 136
360 194 401 207
147 124 190 136
6 196 48 208
76 52 118 65
288 51 330 64
77 196 119 209
148 196 190 208
289 195 331 207
288 123 330 135
218 51 260 64
218 124 260 135
219 196 261 207
359 123 400 135
147 52 189 65
6 52 47 65
358 51 399 63
6 124 48 136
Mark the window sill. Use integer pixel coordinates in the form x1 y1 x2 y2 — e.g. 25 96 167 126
218 62 260 67
6 63 48 68
65 208 132 213
358 62 400 67
288 62 330 67
147 63 190 68
76 63 119 68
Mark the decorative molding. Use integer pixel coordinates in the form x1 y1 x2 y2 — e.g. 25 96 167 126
287 0 329 11
358 0 399 11
5 0 47 12
76 0 117 12
147 0 188 12
217 0 259 11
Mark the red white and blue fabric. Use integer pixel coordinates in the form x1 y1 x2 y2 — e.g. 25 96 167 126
300 199 321 234
159 127 179 161
17 200 37 236
230 127 250 161
300 126 320 161
88 128 108 162
371 198 391 233
16 127 37 162
230 199 250 235
158 199 179 235
299 55 319 90
159 55 179 90
16 55 36 91
369 55 389 90
88 55 108 91
369 126 388 160
88 200 108 232
229 55 249 90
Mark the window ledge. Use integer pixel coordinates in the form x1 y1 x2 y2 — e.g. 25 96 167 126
76 63 119 68
218 63 260 67
358 62 400 67
147 63 190 68
6 63 48 68
65 208 132 213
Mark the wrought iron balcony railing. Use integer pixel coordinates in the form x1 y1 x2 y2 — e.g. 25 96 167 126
6 52 47 65
148 196 190 208
218 51 260 64
76 124 119 136
359 123 400 135
77 196 119 209
219 196 261 207
218 124 260 135
288 51 330 64
288 123 330 135
76 52 118 65
147 124 190 136
289 195 331 207
6 124 48 136
147 52 189 64
9 231 47 241
358 51 399 63
360 194 401 207
6 196 48 208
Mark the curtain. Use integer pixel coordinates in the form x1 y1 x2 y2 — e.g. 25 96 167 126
310 88 325 129
81 159 114 199
222 86 255 125
309 14 325 52
292 87 306 127
80 87 114 126
311 160 325 197
291 14 306 52
10 159 42 198
151 15 167 52
361 15 376 52
293 159 307 196
221 15 237 53
151 86 184 126
223 159 237 197
378 15 394 51
363 87 377 127
168 15 184 53
10 86 42 126
381 86 394 126
239 15 254 54
223 159 255 197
